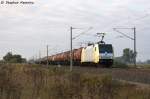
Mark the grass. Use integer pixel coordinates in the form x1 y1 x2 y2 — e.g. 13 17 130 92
0 64 150 99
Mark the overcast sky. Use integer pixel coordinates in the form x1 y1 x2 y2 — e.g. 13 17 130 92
0 0 150 61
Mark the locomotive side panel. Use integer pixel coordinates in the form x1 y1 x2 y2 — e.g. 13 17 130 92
81 45 95 63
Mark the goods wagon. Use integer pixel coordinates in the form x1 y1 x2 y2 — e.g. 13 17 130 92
37 43 114 67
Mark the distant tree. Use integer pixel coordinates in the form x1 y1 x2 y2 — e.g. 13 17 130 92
147 60 150 64
113 48 136 67
22 58 27 63
3 52 26 63
122 48 135 64
3 52 13 62
12 55 22 63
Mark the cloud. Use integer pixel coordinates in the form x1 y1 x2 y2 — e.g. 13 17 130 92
0 0 150 61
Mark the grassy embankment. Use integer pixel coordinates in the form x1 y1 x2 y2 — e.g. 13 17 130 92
0 64 150 99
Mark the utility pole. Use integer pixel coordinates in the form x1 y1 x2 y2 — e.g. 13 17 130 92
70 26 93 71
47 45 49 66
113 27 137 67
39 50 41 64
70 27 73 71
133 27 136 67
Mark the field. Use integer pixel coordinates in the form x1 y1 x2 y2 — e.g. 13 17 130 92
0 64 150 99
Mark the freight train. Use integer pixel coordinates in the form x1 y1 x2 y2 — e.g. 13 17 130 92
38 42 114 67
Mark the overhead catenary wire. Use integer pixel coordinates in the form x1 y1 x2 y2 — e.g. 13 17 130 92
72 27 93 40
33 7 150 63
113 27 137 67
98 8 150 34
113 28 134 40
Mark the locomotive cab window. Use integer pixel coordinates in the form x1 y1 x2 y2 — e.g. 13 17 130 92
99 44 113 53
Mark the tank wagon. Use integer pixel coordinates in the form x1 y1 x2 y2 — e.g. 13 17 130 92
40 43 114 67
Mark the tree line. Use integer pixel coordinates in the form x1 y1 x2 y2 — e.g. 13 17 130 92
0 49 150 65
0 52 26 63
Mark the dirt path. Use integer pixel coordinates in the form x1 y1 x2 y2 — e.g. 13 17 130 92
114 79 150 89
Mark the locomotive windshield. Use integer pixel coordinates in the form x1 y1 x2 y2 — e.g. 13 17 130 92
99 44 113 53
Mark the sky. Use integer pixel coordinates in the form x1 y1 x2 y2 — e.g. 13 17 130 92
0 0 150 61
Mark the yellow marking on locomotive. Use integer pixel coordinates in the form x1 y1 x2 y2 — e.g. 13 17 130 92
99 45 101 60
93 44 100 63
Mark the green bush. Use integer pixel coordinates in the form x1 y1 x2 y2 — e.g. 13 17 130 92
113 60 128 68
